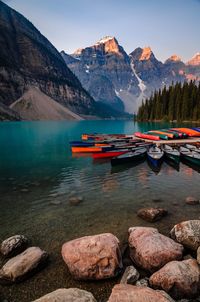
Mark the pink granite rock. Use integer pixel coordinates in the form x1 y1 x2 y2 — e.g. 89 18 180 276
137 207 168 222
0 247 48 284
33 288 97 302
149 259 200 299
61 233 122 280
128 227 183 272
170 220 200 250
108 284 175 302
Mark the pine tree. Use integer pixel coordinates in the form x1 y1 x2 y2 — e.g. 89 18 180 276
137 81 200 122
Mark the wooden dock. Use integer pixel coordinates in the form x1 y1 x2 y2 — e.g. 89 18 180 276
131 136 200 145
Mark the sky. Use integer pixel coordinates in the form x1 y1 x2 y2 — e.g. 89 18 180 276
3 0 200 62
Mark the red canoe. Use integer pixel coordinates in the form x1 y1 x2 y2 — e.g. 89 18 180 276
92 150 128 159
134 132 160 141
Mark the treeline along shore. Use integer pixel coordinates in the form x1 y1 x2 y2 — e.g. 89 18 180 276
137 81 200 122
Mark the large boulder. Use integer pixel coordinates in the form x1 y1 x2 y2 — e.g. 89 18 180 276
0 235 28 257
33 288 97 302
0 247 48 284
108 284 175 302
170 220 200 250
61 233 122 280
128 227 183 272
149 259 200 299
137 207 168 222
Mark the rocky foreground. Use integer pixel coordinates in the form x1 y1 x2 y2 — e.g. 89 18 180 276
1 211 200 301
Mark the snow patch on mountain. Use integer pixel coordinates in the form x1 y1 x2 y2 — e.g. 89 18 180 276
95 36 114 45
130 61 146 92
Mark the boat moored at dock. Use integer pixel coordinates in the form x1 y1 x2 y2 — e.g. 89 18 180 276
134 132 160 141
147 146 164 167
180 146 200 165
111 147 147 166
163 145 180 163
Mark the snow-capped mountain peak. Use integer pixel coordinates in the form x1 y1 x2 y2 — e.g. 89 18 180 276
95 36 115 45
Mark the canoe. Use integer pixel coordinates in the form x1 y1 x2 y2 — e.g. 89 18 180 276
134 132 160 141
70 141 95 147
147 146 164 167
185 144 200 153
163 145 180 163
161 129 180 139
192 128 200 133
180 146 200 165
148 130 174 139
168 129 188 138
93 149 129 159
147 131 168 140
172 128 200 137
82 133 127 141
164 157 180 171
71 146 112 153
111 148 147 166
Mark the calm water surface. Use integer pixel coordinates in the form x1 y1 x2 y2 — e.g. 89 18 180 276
0 120 200 302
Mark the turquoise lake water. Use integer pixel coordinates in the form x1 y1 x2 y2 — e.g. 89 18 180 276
0 120 200 302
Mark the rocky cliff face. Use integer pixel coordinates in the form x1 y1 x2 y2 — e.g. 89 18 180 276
61 36 140 113
0 0 102 120
0 102 21 121
130 47 164 92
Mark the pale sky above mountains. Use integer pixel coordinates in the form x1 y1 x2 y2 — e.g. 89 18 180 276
4 0 200 62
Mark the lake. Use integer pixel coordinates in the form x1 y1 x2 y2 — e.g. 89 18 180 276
1 120 200 302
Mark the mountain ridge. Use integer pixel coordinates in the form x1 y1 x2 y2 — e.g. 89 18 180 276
62 37 200 113
0 1 124 120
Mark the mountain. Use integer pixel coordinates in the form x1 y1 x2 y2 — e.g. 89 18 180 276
0 102 21 121
0 0 113 120
10 87 84 120
184 53 200 82
61 36 140 113
187 53 200 66
62 37 200 114
62 41 198 114
130 47 164 91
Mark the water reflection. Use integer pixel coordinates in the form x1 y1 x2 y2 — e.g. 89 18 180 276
1 121 200 302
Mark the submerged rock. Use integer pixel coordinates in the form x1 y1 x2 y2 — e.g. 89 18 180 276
61 233 122 280
69 196 83 206
120 265 140 285
149 259 200 299
108 284 175 302
33 288 97 302
137 207 168 222
50 200 62 205
185 196 199 205
0 247 48 284
170 220 200 250
152 198 163 203
0 235 28 257
128 227 183 272
102 179 119 192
